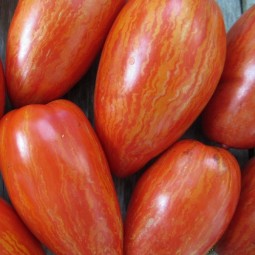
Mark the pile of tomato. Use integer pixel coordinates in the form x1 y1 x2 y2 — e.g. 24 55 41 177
0 0 254 254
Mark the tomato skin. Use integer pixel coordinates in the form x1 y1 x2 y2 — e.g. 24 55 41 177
0 60 5 117
0 198 45 255
215 157 255 254
202 5 255 149
94 0 226 177
124 140 241 255
6 0 125 107
0 100 123 255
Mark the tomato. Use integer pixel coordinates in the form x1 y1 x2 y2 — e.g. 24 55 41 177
0 198 45 255
0 100 122 255
202 5 255 149
94 0 226 177
0 60 5 117
124 140 241 255
215 157 255 254
6 0 125 107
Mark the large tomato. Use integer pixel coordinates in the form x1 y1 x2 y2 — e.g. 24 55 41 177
202 5 255 149
0 60 5 117
215 157 255 254
0 100 122 255
94 0 226 177
124 140 241 255
0 198 44 255
6 0 125 107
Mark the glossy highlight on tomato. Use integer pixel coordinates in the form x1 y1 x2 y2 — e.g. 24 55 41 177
202 5 255 149
6 0 125 107
215 157 255 255
0 198 45 255
94 0 226 177
124 140 241 255
0 100 123 255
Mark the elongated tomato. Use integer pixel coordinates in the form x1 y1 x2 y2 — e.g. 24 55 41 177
124 140 241 255
215 157 255 254
0 100 122 255
0 60 5 117
0 198 45 255
94 0 226 177
202 5 255 149
6 0 125 107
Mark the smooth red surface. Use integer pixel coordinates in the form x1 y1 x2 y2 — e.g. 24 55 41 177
0 100 123 255
0 198 44 255
94 0 226 177
124 140 241 255
0 60 5 117
215 157 255 254
202 5 255 149
6 0 125 107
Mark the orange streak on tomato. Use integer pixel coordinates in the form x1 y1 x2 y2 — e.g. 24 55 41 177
6 0 125 107
124 140 241 255
202 5 255 149
0 61 5 117
215 157 255 254
0 198 44 255
0 100 123 255
94 0 226 177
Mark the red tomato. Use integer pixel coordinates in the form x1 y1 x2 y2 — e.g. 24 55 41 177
6 0 125 107
0 198 44 255
215 157 255 254
0 60 5 117
202 5 255 149
94 0 226 177
124 140 241 255
0 100 122 255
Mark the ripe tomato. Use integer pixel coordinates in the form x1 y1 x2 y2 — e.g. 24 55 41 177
124 140 241 255
202 5 255 149
215 157 255 254
94 0 226 177
0 100 122 255
6 0 125 107
0 60 5 117
0 198 44 255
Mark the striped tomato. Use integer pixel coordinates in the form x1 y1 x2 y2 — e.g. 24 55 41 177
6 0 125 107
94 0 226 177
0 198 44 255
0 100 122 255
124 140 241 255
202 5 255 149
215 157 255 254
